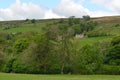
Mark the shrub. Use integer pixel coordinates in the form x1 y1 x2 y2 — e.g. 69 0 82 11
12 59 42 74
101 65 120 75
31 19 36 24
72 44 103 74
0 52 5 71
87 30 108 37
106 36 120 66
12 60 28 73
114 24 120 27
47 64 61 74
3 58 15 73
13 38 29 53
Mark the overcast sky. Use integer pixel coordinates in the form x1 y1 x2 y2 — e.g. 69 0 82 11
0 0 120 21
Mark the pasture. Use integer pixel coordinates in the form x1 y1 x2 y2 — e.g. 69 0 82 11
0 73 120 80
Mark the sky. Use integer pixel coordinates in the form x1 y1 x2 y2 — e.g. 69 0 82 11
0 0 120 21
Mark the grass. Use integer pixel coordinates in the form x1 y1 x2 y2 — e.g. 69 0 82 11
0 73 120 80
74 36 112 47
110 27 120 35
0 23 46 33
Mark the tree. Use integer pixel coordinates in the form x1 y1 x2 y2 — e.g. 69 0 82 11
57 24 73 74
82 15 90 21
12 32 55 74
111 36 120 46
106 36 120 65
31 19 36 24
26 31 55 73
68 16 75 26
25 19 29 22
59 18 65 24
73 25 82 34
73 18 80 24
0 52 5 71
76 44 103 74
79 21 96 34
13 38 29 54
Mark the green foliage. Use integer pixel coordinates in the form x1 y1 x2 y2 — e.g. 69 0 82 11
114 24 120 27
0 17 120 75
12 60 27 73
12 58 41 74
0 32 11 42
111 35 120 45
101 65 120 75
0 52 5 71
31 19 36 24
47 64 61 74
74 44 103 74
68 16 74 26
87 30 108 37
0 37 6 44
3 58 15 73
80 21 96 33
108 44 120 65
106 36 120 66
25 18 29 22
73 18 80 24
82 15 90 21
58 18 65 24
72 25 82 34
12 45 41 74
73 20 97 35
13 38 29 53
11 32 55 74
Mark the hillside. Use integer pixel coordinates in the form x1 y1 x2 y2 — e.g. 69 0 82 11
0 16 120 33
0 16 120 47
0 16 120 74
93 16 120 27
0 16 120 45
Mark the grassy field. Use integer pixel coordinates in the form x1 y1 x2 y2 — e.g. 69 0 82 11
0 23 45 33
0 73 120 80
74 36 112 47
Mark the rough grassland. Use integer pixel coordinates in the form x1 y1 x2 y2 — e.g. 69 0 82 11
0 73 120 80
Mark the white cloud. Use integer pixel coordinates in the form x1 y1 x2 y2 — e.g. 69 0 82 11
0 0 120 21
53 0 118 18
44 9 65 19
53 0 89 18
0 0 45 20
108 0 120 13
0 8 15 20
0 0 65 21
89 11 119 17
91 0 120 14
91 0 109 5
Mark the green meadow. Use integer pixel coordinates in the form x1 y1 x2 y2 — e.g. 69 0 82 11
0 73 120 80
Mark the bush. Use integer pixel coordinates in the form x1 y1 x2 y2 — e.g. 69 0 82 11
114 24 120 27
31 19 36 24
0 52 5 71
3 58 15 73
63 64 72 74
12 60 27 73
0 37 6 44
82 15 90 21
13 38 29 53
87 30 108 37
47 64 61 74
12 60 41 74
101 65 120 75
106 36 120 66
72 44 103 74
